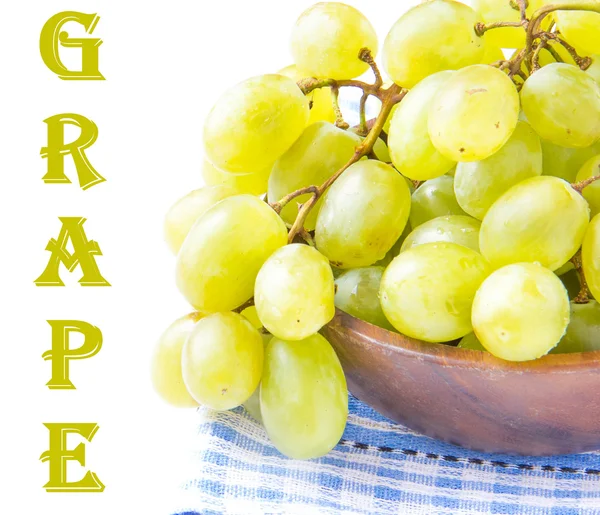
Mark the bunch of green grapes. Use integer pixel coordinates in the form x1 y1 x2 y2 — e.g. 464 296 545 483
152 0 600 461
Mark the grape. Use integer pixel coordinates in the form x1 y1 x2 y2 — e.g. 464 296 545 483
176 195 288 312
454 120 543 220
480 176 589 271
583 214 600 299
243 333 272 423
279 64 335 124
458 332 487 351
164 185 238 254
315 160 411 268
472 0 543 49
254 244 335 340
203 74 309 174
201 160 270 196
260 334 348 460
373 225 410 267
472 263 570 361
429 64 520 161
552 301 600 354
348 127 391 162
410 175 467 228
182 312 263 410
334 267 394 331
383 0 484 88
541 140 600 182
401 215 481 253
521 63 600 148
480 40 505 65
241 305 262 329
268 122 361 230
380 242 490 342
588 56 600 84
290 2 377 80
387 71 456 181
151 313 202 408
554 2 600 55
575 154 600 217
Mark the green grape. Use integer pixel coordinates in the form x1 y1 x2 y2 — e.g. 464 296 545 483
279 64 335 124
472 263 570 361
176 195 287 312
575 155 600 217
521 63 600 148
480 40 505 64
401 215 481 253
241 305 262 329
315 160 411 268
334 267 394 331
588 55 600 84
151 313 202 408
243 333 272 423
552 301 600 354
541 140 600 182
380 242 490 342
373 225 410 267
204 74 309 174
410 175 467 228
348 127 391 162
268 122 360 231
201 160 270 196
383 0 484 88
429 64 520 162
261 334 348 460
387 71 456 181
554 2 600 55
290 2 377 80
182 312 263 410
480 176 589 271
458 332 487 351
164 185 238 255
583 214 600 299
254 244 335 341
472 0 544 49
454 120 543 220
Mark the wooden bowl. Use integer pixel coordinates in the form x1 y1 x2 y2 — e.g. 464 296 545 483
322 309 600 456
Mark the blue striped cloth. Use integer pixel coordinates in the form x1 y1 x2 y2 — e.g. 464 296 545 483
172 395 600 515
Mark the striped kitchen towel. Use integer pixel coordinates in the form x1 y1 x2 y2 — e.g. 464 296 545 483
172 395 600 515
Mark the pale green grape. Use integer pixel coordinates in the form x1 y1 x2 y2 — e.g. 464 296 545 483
348 127 391 162
334 267 394 331
380 242 490 342
279 64 335 124
268 122 360 230
315 160 411 268
472 263 570 361
290 2 377 80
429 64 520 161
204 74 309 174
241 305 262 330
202 160 270 196
243 333 272 423
176 195 288 312
388 71 456 181
480 176 590 271
164 185 238 255
410 175 467 228
373 225 410 267
541 140 600 182
454 120 543 220
261 334 348 460
521 63 600 148
401 215 481 253
554 2 600 55
151 313 202 408
458 332 487 351
588 56 600 84
182 312 263 410
254 244 335 340
552 301 600 354
480 40 505 64
472 0 544 49
383 0 483 88
583 214 600 299
576 155 600 217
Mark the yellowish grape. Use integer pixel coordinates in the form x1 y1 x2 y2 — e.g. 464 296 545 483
582 214 600 299
204 74 309 174
290 2 377 80
410 175 467 228
472 263 570 361
316 160 411 268
201 160 270 196
176 195 287 312
554 2 600 55
429 64 520 162
182 312 263 410
541 140 600 182
254 244 335 340
383 0 484 88
576 154 600 217
261 334 348 460
241 305 262 329
588 55 600 84
401 215 481 253
380 242 491 342
243 333 272 423
552 301 600 354
458 332 487 351
480 40 505 64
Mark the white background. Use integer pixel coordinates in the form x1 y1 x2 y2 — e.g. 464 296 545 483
0 1 421 513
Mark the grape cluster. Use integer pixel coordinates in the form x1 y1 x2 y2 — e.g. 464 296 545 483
152 0 600 459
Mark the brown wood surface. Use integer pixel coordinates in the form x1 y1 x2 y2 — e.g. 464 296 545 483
322 309 600 456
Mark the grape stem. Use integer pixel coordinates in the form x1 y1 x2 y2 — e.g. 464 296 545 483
475 21 524 37
233 297 255 313
572 173 600 193
330 85 349 130
571 251 591 304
